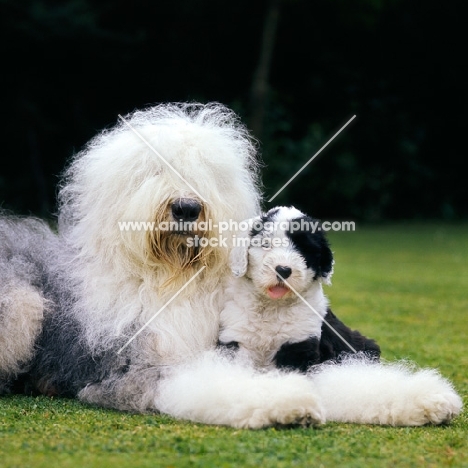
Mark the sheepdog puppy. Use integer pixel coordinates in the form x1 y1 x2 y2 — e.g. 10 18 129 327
0 103 463 428
218 206 463 425
219 206 380 371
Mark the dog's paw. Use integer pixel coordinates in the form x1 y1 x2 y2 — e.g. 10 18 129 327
270 396 326 427
386 383 463 426
413 391 463 425
238 393 325 429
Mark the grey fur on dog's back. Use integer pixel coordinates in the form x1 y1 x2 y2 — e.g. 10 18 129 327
0 214 58 392
0 214 57 288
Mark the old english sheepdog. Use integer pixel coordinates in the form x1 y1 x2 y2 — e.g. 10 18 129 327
1 103 325 427
0 103 463 428
219 206 380 371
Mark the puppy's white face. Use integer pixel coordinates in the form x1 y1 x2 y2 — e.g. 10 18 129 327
232 206 334 300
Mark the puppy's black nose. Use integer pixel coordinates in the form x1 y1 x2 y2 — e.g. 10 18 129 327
275 265 292 279
171 199 202 222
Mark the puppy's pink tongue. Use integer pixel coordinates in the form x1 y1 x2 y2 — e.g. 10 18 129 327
267 285 289 299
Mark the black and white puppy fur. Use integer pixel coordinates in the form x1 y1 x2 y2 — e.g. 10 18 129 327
219 206 380 371
218 207 463 426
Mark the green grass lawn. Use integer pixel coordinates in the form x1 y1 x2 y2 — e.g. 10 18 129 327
1 223 467 467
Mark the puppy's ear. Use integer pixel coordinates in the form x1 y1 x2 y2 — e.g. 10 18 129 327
229 241 249 277
229 217 258 277
287 216 334 283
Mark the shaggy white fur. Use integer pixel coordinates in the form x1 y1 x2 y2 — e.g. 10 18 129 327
157 350 326 428
157 352 462 428
58 103 261 354
314 358 463 426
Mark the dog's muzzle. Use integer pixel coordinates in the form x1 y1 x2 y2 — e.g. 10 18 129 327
171 198 202 223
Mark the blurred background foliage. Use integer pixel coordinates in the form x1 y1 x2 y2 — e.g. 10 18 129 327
0 0 465 221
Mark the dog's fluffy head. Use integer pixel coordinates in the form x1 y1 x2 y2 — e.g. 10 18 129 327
230 206 333 300
59 103 261 291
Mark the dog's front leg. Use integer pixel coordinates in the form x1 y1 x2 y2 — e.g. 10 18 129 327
156 350 326 428
78 366 165 413
312 360 463 426
79 352 326 428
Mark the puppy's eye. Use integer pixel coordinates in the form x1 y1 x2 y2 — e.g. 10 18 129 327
261 238 271 248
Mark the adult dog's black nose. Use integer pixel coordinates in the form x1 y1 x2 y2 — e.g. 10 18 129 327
275 265 292 279
171 199 202 222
